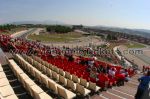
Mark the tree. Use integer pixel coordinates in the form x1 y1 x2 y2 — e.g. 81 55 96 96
106 34 117 40
46 25 73 33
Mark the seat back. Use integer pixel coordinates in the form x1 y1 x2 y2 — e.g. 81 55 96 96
35 70 42 82
76 83 85 96
54 66 59 73
49 65 54 70
30 67 36 77
52 71 59 81
67 79 76 91
80 78 88 88
72 74 79 83
59 69 65 76
45 62 50 68
37 63 42 70
40 74 48 87
47 69 52 77
41 60 46 66
88 81 96 91
65 72 72 80
41 65 47 74
57 86 67 99
59 75 67 86
48 80 58 94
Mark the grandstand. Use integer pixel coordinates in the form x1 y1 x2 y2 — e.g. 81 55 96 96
0 34 149 99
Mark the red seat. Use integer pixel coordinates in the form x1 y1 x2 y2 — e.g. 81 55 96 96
97 73 110 88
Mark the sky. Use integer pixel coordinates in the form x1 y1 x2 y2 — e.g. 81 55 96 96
0 0 150 29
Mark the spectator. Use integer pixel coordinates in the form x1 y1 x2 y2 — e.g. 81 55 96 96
135 71 150 99
124 69 131 82
116 73 125 86
97 65 103 73
7 39 16 52
88 59 95 67
90 68 97 79
108 68 116 78
120 69 131 82
98 71 109 90
142 65 146 73
68 55 74 62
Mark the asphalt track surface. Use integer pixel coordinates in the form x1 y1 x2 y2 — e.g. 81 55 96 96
13 28 37 40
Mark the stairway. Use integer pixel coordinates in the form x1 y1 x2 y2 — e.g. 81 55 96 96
91 73 142 99
2 65 33 99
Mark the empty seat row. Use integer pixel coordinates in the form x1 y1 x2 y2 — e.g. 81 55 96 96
26 55 100 93
15 54 76 99
8 59 52 99
0 64 18 99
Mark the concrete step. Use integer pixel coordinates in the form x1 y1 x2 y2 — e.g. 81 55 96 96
108 89 134 99
113 86 137 96
100 91 126 99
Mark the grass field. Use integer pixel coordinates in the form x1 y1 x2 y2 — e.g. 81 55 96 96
27 32 84 42
125 42 146 48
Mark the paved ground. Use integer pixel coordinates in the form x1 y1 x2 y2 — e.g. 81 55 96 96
118 45 149 70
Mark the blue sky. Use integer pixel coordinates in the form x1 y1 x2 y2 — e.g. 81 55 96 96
0 0 150 29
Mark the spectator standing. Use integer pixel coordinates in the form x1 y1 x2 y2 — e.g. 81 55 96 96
135 71 150 99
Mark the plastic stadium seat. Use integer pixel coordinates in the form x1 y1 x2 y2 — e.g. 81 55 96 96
57 86 69 99
88 82 100 92
35 62 40 70
24 79 36 92
30 67 36 77
29 59 34 65
49 65 54 71
97 74 109 88
89 77 96 83
72 74 80 83
37 92 52 99
48 79 58 94
41 60 46 66
35 69 42 83
26 64 31 73
19 73 30 84
51 71 59 81
59 69 65 76
15 68 24 77
40 74 49 87
30 84 44 98
53 66 59 73
57 85 76 99
67 79 76 91
59 75 67 86
65 71 72 80
45 61 50 68
46 69 52 77
41 65 47 74
80 78 88 88
76 83 91 96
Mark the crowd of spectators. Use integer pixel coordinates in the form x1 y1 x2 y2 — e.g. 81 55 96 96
0 35 136 89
